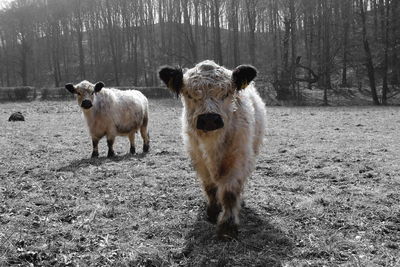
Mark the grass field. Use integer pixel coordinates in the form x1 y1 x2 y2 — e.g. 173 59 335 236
1 99 399 266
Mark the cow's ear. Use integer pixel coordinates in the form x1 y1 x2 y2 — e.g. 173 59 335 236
94 82 105 93
232 65 257 90
65 83 76 94
159 66 183 97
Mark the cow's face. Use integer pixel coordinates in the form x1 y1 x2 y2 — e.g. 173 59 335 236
159 60 257 134
65 81 104 110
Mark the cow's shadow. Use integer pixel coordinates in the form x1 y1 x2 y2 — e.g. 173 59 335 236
180 204 293 266
57 153 148 172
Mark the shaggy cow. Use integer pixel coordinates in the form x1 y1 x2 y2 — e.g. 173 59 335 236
65 81 150 158
159 60 266 239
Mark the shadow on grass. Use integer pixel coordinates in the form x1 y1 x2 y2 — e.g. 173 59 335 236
180 204 293 266
56 152 148 172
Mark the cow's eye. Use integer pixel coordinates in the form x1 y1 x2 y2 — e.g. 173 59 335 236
222 92 229 100
76 92 82 96
187 94 193 100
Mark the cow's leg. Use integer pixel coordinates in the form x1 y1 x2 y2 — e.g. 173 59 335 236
204 183 221 224
107 138 115 157
91 138 99 158
140 117 150 153
190 146 220 223
128 131 136 154
188 138 222 223
216 180 242 239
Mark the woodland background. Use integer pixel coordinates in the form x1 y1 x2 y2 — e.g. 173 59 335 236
0 0 399 104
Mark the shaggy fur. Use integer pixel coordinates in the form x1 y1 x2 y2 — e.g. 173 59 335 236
159 60 266 239
65 80 150 157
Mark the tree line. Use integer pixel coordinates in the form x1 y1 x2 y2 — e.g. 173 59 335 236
0 0 398 104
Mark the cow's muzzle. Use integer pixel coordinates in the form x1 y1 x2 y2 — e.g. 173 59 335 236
196 113 224 131
81 100 93 109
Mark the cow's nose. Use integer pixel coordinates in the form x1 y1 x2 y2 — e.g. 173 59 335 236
81 100 93 109
196 113 224 131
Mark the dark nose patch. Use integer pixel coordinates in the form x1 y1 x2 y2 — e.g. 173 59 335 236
81 100 93 109
196 113 224 131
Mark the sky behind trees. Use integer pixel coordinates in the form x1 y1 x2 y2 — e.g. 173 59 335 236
0 0 398 104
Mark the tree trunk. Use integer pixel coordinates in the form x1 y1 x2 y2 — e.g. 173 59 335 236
0 33 11 87
245 0 256 65
213 0 223 65
390 0 399 84
105 0 120 86
275 18 292 101
52 24 60 87
341 0 350 87
380 0 389 104
182 0 197 63
289 0 297 97
75 0 86 80
373 0 379 41
322 0 331 105
360 0 380 105
316 0 323 88
303 4 313 89
231 0 240 66
271 0 278 79
20 35 29 86
133 29 139 85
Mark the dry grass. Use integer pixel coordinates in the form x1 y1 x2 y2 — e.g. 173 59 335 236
1 99 399 266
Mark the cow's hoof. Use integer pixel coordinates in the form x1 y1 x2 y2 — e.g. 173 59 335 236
107 151 115 158
217 219 238 240
143 144 150 153
206 204 221 224
130 146 136 154
91 151 99 158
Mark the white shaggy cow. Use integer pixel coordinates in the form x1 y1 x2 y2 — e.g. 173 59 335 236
65 81 150 158
159 60 266 239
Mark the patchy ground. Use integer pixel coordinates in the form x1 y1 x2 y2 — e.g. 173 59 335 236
0 99 399 266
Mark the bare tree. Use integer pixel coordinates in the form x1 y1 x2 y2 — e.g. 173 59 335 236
245 0 257 65
379 0 389 104
340 0 350 87
359 0 380 105
211 0 223 65
73 0 86 80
